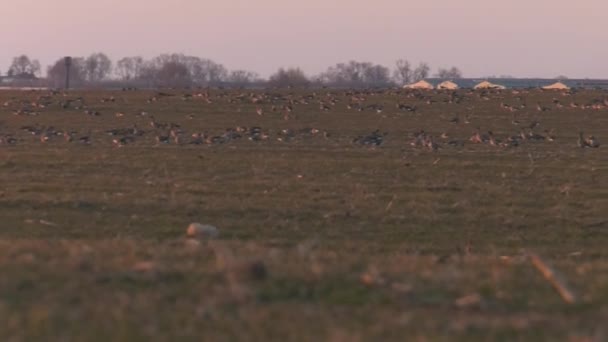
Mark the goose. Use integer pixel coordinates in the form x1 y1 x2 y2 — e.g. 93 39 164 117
423 135 440 151
277 129 295 142
0 135 17 145
189 133 205 145
78 131 91 145
500 138 519 148
100 96 115 103
113 136 135 147
511 114 521 125
586 136 600 148
206 135 226 145
447 139 464 147
355 130 385 147
578 132 585 148
64 131 73 143
529 121 540 129
488 131 499 146
527 131 546 141
84 110 100 116
319 103 332 112
156 133 170 145
469 130 483 144
79 137 90 145
537 102 551 112
410 130 426 147
579 132 600 148
396 103 416 112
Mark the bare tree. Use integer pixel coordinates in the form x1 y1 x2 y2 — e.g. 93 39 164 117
268 67 310 87
8 55 41 78
84 53 112 82
116 56 144 81
143 54 228 86
227 70 260 84
156 61 192 88
47 57 86 88
393 59 413 84
435 66 463 79
363 64 391 85
412 62 430 82
317 61 392 87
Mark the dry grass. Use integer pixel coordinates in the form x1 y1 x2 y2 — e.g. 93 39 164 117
0 88 607 340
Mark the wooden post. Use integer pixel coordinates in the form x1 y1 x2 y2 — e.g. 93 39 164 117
64 56 72 90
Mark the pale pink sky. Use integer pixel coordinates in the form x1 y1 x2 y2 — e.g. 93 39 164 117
1 0 607 78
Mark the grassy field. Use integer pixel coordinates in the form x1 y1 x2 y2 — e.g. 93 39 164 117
0 87 607 341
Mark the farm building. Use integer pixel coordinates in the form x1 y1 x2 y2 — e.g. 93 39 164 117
542 81 569 90
437 80 459 90
404 80 434 89
474 80 506 90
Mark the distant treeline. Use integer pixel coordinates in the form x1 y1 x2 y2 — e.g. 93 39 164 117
1 53 467 88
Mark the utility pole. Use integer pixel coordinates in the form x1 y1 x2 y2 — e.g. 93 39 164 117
64 56 72 90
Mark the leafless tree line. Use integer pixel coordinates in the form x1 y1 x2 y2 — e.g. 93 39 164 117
2 53 463 88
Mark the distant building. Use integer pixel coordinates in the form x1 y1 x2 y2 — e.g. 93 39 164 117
0 76 13 84
542 81 569 90
474 80 506 90
404 80 434 89
437 80 459 90
0 74 46 89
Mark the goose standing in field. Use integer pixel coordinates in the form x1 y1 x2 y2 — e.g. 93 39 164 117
511 114 521 126
529 120 540 129
536 102 551 112
586 135 600 148
469 130 484 144
578 132 600 148
488 131 499 146
355 130 385 147
578 132 585 148
113 136 135 147
319 103 332 112
0 135 17 145
189 133 205 145
64 131 73 143
84 110 101 116
40 132 51 143
396 103 416 112
79 135 91 145
170 129 182 144
529 131 545 141
156 132 170 145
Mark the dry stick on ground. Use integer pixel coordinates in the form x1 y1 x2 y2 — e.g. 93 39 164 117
384 195 396 213
528 252 578 304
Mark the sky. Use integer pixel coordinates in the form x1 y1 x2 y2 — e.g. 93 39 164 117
1 0 607 79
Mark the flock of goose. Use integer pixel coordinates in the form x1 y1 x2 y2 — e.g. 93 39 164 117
0 87 603 150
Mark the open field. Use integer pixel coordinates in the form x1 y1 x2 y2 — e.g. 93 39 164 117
0 87 607 341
